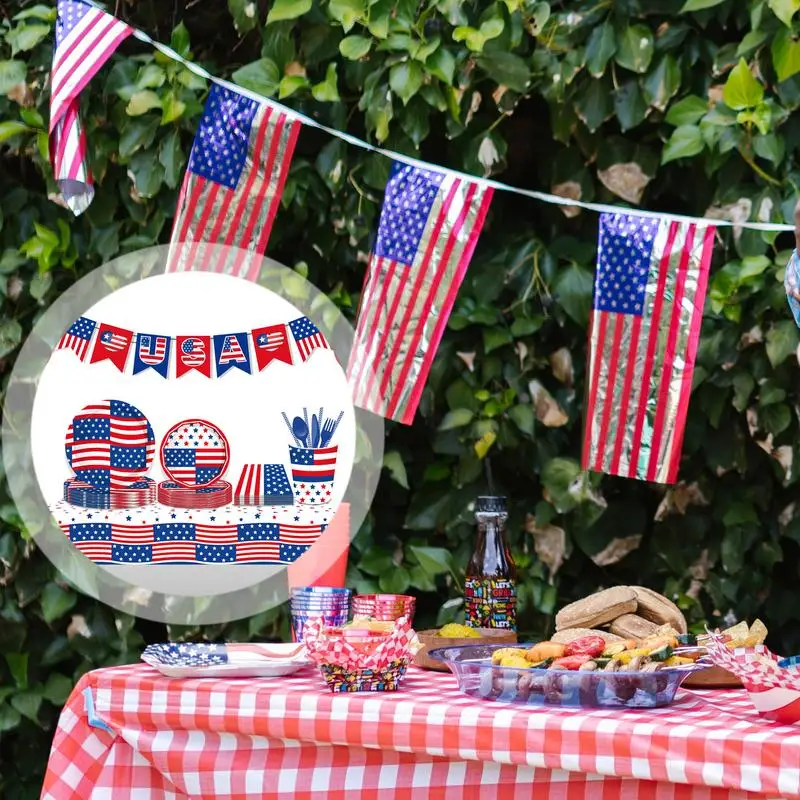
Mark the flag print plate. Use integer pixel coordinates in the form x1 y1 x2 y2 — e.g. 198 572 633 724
63 477 156 509
64 400 155 490
141 642 310 678
160 419 230 488
157 480 232 508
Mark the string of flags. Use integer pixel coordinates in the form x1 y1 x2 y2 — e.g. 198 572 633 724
56 315 330 378
46 0 797 484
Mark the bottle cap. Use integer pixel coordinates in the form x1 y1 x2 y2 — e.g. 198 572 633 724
476 495 507 513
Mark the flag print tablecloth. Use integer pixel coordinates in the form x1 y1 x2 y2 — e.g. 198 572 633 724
42 664 800 800
50 500 332 564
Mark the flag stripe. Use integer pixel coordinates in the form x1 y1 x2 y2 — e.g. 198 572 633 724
609 315 642 475
593 315 624 473
346 255 387 390
581 311 607 469
667 226 715 483
382 179 477 419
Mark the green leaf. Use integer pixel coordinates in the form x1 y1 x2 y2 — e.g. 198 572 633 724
6 24 50 55
761 403 792 435
29 272 52 301
753 133 784 163
614 80 648 131
554 264 593 326
438 409 475 430
408 544 453 575
643 55 681 111
136 64 166 90
509 404 535 435
427 48 456 85
737 29 770 57
40 583 76 624
661 125 704 163
339 35 372 59
766 321 799 367
358 548 395 575
268 0 312 23
232 59 280 96
0 319 23 358
772 29 800 82
0 61 26 96
4 653 28 689
228 0 258 33
615 25 655 74
126 90 162 116
0 121 31 143
383 450 409 489
479 17 505 41
128 151 165 198
476 52 531 92
681 0 726 9
483 326 513 352
328 0 366 32
0 704 21 733
389 61 424 104
158 129 184 190
312 63 340 102
119 118 159 159
665 95 708 126
585 23 616 77
768 0 800 26
42 674 73 706
453 26 486 52
11 691 41 723
379 566 410 593
160 91 186 124
13 5 57 21
170 22 191 58
575 78 613 132
723 59 764 109
279 75 310 98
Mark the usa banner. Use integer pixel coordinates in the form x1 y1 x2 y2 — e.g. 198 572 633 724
251 324 292 371
132 333 171 378
175 335 212 378
89 323 133 371
213 332 251 376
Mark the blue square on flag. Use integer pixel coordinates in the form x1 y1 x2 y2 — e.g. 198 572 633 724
70 523 112 542
77 468 110 490
594 213 659 316
197 544 236 563
110 445 147 470
112 544 153 562
238 523 280 542
164 449 195 468
188 85 259 189
373 162 446 266
280 543 309 562
289 448 313 466
196 467 222 484
154 523 196 542
73 416 110 441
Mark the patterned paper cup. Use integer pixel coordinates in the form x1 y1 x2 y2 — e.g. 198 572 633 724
289 445 337 506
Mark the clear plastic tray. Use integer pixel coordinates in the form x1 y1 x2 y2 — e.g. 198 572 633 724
428 643 707 708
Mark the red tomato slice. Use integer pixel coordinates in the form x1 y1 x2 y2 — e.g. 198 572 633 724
551 654 593 671
564 636 606 658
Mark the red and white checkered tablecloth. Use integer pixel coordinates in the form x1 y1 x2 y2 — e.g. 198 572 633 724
41 663 800 800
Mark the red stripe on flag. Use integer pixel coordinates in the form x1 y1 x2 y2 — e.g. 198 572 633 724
627 221 679 479
609 316 643 476
581 311 607 471
646 223 696 482
593 315 625 473
349 257 392 388
667 225 715 483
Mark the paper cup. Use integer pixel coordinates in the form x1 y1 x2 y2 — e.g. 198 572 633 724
289 445 337 506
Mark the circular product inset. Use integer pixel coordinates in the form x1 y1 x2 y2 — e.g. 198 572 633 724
160 419 230 489
157 480 232 509
63 477 156 509
65 400 155 489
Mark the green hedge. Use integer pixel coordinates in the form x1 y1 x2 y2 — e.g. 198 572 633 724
2 0 800 794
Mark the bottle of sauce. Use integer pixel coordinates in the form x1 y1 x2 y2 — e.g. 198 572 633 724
464 495 517 630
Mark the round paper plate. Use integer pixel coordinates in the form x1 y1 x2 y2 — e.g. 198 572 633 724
63 477 156 509
159 419 230 488
64 400 155 490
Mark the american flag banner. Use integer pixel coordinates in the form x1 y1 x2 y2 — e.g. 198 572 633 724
175 335 211 378
64 400 155 490
213 332 251 376
251 324 292 370
288 317 329 362
581 213 715 484
88 323 133 371
49 0 132 215
65 520 316 564
160 419 230 488
347 161 494 424
165 83 301 281
132 333 171 378
56 316 96 360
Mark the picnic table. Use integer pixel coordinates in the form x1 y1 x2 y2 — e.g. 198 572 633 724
42 663 800 799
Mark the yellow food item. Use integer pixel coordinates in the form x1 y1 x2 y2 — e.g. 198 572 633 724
491 648 527 665
438 623 482 639
663 656 696 666
723 621 750 643
613 647 652 664
499 654 531 669
602 642 627 657
346 618 395 632
525 642 566 662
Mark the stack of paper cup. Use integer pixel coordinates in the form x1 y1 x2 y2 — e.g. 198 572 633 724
290 587 351 643
351 594 416 625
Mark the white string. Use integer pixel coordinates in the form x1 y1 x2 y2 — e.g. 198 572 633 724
109 11 796 233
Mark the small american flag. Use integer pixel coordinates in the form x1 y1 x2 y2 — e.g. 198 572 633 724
347 161 493 424
57 316 96 360
165 84 301 281
582 213 715 484
49 0 131 215
288 317 329 362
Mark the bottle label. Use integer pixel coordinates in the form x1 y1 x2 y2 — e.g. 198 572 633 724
464 578 517 630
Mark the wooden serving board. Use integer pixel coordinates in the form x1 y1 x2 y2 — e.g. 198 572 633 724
414 629 517 671
683 665 742 689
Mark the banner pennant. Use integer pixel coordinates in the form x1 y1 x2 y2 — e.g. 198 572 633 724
132 333 171 378
213 332 251 377
175 336 212 378
251 324 292 371
89 323 133 371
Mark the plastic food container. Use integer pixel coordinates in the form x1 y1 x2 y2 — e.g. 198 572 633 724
429 644 706 709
